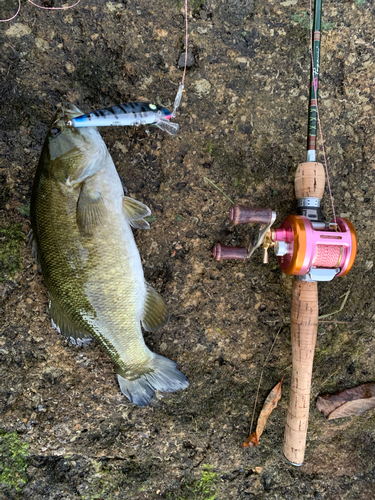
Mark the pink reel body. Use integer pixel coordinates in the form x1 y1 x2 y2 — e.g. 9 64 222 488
274 216 357 277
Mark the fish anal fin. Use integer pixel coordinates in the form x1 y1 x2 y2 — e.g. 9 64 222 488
50 298 92 346
141 284 169 332
122 196 151 223
77 182 106 236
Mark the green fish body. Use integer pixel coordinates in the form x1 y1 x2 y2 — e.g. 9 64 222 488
30 105 188 406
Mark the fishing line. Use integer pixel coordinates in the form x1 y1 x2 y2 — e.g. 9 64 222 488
171 0 188 118
0 0 82 22
309 0 337 224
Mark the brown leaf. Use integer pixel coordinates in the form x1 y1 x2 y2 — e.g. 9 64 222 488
242 377 283 448
316 383 375 420
242 432 258 448
327 397 375 420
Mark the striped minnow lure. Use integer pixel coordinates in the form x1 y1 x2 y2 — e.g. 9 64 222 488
67 102 179 135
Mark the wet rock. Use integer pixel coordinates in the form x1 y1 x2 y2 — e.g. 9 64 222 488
178 50 195 68
5 24 32 38
199 10 208 21
42 366 63 384
194 78 211 97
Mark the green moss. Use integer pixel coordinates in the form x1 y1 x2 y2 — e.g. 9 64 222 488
17 204 30 217
291 11 310 30
167 465 218 500
145 214 157 224
191 0 204 15
0 430 29 493
169 0 204 14
0 223 24 282
321 20 336 31
291 11 335 31
79 458 154 500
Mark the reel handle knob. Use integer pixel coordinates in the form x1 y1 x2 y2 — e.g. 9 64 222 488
212 243 247 261
230 205 274 226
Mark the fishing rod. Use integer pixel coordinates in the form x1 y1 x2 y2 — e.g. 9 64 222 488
212 0 357 465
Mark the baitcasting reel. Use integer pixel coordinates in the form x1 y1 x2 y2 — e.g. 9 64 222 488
213 205 357 282
212 161 358 466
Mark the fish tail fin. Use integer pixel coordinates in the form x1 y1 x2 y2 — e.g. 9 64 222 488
117 354 189 407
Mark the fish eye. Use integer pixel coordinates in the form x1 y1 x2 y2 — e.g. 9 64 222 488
149 104 157 110
50 127 61 138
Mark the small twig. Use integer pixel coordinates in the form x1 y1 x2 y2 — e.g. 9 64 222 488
318 372 337 393
318 320 357 324
318 290 350 320
203 177 234 205
249 327 282 435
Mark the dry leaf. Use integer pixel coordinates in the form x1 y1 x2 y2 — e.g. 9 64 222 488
316 383 375 420
242 432 258 447
242 377 283 448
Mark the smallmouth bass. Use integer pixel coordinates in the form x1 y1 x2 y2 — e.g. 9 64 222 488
30 105 188 406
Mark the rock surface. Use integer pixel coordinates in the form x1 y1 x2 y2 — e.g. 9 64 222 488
1 0 375 498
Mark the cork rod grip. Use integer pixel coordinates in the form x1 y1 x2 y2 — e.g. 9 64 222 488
283 281 318 465
295 162 325 200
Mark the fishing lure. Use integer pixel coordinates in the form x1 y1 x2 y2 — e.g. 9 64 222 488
68 102 179 135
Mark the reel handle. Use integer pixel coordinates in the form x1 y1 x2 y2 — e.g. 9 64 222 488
283 280 318 465
230 205 273 226
212 243 247 261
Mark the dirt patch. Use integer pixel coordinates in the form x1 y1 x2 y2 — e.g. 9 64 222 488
1 0 375 498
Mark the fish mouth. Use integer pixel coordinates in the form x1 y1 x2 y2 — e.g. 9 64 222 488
55 104 84 124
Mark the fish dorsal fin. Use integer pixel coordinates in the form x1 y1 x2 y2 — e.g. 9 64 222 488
77 182 106 236
49 298 92 346
122 197 151 228
141 283 169 332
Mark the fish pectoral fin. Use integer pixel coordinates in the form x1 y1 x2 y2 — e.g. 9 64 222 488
49 298 92 346
77 183 106 235
130 218 150 230
141 284 169 332
122 196 151 226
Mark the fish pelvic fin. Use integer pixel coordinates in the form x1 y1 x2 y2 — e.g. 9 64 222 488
117 354 189 407
27 229 41 269
141 283 169 332
122 196 151 229
49 298 92 347
130 218 150 230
